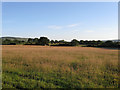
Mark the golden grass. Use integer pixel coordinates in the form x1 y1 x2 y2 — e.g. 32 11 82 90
2 45 119 88
2 45 118 73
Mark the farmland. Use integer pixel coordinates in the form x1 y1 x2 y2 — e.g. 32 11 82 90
2 45 119 88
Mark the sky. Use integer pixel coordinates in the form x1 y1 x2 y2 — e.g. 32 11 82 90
2 2 118 41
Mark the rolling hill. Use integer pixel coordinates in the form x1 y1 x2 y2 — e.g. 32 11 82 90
0 37 28 42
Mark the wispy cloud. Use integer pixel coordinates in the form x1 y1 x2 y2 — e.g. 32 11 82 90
48 25 62 29
85 30 94 33
67 23 80 28
48 23 81 30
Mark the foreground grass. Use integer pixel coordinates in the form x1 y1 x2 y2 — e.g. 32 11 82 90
2 45 119 88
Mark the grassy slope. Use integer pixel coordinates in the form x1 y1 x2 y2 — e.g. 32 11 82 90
2 45 119 88
1 37 28 42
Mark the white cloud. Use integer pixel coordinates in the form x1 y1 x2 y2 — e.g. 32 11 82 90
47 23 81 30
67 23 80 28
85 30 94 33
48 25 62 29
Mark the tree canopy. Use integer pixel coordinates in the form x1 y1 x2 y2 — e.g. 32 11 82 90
2 37 119 48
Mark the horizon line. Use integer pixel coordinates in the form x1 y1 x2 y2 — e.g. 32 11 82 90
0 36 119 41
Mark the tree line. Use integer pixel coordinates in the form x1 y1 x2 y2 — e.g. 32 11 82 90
2 37 120 48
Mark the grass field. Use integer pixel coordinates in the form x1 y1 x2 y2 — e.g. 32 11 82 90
2 45 119 88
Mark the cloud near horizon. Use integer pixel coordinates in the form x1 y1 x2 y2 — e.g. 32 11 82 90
66 23 80 28
48 25 62 29
85 30 94 33
48 23 80 30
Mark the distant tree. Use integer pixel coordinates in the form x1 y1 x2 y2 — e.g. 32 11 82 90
97 40 102 43
2 39 11 45
99 40 114 47
117 42 120 48
96 40 102 46
59 40 65 43
2 39 26 45
105 40 113 43
9 43 16 45
71 39 79 46
55 40 59 43
38 37 50 46
13 39 19 44
80 40 84 44
90 40 97 46
28 38 33 44
21 41 25 43
50 40 54 44
84 40 89 45
104 40 114 47
33 38 39 44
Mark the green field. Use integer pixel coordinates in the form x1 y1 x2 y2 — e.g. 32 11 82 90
2 45 119 89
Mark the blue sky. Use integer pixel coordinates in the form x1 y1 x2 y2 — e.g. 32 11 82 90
2 2 118 41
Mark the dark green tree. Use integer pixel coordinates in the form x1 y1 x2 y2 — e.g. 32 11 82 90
50 40 54 44
13 39 19 44
38 37 50 46
104 40 114 47
80 40 84 44
27 38 33 44
96 40 102 46
2 39 11 45
71 39 79 46
59 40 65 43
84 40 89 45
55 40 59 43
33 38 39 44
90 40 97 46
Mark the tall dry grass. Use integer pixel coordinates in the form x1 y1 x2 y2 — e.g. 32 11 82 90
2 45 119 88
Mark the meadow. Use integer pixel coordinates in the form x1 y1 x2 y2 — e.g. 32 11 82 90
2 45 119 89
